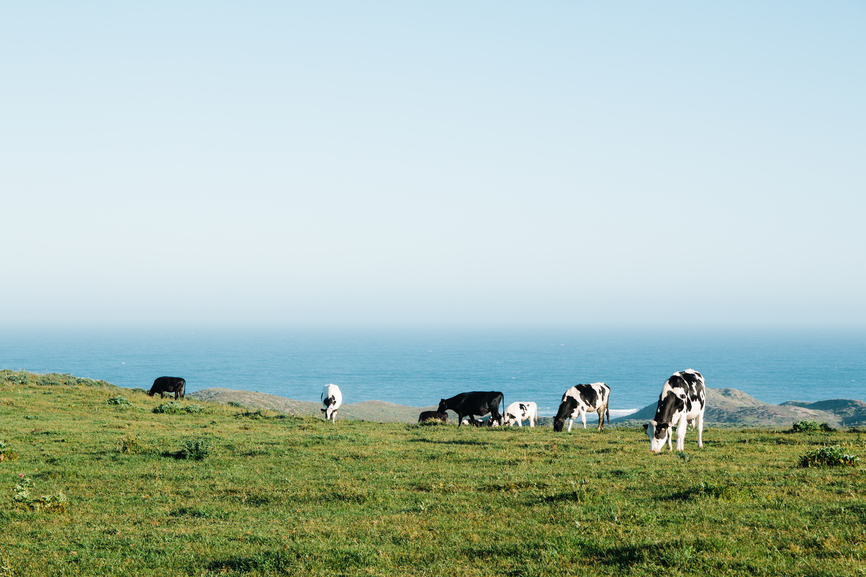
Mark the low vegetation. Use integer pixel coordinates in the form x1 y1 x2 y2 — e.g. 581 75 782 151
799 445 860 468
791 419 834 433
0 372 864 576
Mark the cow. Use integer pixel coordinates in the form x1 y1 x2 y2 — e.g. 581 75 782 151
503 401 538 427
645 369 706 452
553 383 610 432
320 384 343 422
418 410 448 424
461 417 486 427
148 376 185 400
438 391 503 428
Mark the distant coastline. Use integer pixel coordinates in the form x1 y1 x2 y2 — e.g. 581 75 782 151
188 386 866 428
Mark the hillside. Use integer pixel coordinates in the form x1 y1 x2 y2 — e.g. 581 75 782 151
1 370 864 577
190 385 866 428
188 387 439 423
612 388 866 427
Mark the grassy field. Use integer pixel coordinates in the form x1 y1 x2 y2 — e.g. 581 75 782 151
1 372 864 576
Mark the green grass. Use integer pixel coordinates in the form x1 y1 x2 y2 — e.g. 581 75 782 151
0 372 864 576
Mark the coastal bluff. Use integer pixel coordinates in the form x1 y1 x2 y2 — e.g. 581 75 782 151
188 386 866 428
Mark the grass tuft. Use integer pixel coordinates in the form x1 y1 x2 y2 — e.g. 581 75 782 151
798 445 860 467
179 436 213 460
153 402 204 414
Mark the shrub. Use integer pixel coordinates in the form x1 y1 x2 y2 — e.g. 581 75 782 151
118 435 156 455
791 420 834 433
12 476 68 512
107 396 131 406
180 437 213 460
0 440 17 462
799 446 859 468
153 402 204 414
3 372 29 386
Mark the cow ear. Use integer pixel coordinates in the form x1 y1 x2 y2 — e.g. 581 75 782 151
642 423 648 431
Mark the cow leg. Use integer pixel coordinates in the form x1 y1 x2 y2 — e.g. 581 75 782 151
567 419 574 433
675 414 688 451
581 410 587 429
696 411 704 448
597 408 604 431
516 417 522 428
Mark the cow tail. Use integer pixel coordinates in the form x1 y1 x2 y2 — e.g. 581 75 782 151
606 406 610 425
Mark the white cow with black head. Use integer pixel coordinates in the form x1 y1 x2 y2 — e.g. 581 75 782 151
553 383 610 432
320 384 343 422
503 401 537 427
644 369 706 452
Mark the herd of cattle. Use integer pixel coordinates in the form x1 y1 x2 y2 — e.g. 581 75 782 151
147 369 706 452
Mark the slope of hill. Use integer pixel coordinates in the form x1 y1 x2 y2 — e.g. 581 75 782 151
612 388 866 427
188 387 438 423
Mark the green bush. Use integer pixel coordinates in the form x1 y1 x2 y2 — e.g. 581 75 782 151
153 402 204 414
117 435 156 455
180 437 212 460
0 440 18 462
799 446 859 468
791 420 833 433
12 476 68 512
108 396 131 406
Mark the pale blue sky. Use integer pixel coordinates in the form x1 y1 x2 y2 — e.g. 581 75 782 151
2 2 864 326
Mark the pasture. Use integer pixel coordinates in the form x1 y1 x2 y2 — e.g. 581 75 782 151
0 373 864 576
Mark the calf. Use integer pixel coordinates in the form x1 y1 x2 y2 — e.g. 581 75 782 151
320 384 343 422
503 401 537 427
438 391 504 428
148 376 185 400
645 369 706 452
418 410 447 424
553 383 610 432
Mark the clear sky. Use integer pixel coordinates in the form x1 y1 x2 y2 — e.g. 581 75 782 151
2 2 864 327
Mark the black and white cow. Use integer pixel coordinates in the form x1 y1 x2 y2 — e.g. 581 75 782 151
320 384 343 422
553 383 610 432
438 391 503 428
148 376 186 400
418 410 448 424
645 369 706 452
503 401 537 427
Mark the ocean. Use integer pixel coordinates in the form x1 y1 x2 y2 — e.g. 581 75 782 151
1 326 864 417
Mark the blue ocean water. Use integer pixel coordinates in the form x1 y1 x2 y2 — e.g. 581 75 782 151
1 326 863 417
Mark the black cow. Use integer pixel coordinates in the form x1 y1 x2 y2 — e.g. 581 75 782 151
553 383 611 432
148 376 186 400
438 391 503 428
418 410 448 424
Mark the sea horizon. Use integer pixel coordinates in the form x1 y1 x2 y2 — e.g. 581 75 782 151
2 324 863 418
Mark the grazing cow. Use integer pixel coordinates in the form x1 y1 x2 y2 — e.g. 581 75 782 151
503 401 538 428
553 383 610 432
148 376 185 400
438 391 503 428
320 384 343 422
418 410 448 424
645 369 706 452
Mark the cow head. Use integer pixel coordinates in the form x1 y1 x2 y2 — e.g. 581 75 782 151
437 400 447 414
553 397 578 432
146 390 155 397
645 420 670 452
